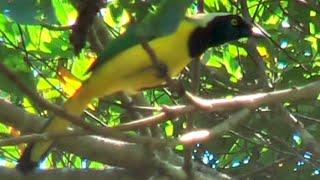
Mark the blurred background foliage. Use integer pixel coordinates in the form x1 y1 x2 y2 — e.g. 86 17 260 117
0 0 319 179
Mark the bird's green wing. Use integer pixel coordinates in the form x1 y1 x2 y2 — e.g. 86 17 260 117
87 28 156 72
87 0 193 72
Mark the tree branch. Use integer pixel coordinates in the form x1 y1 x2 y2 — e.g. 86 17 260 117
0 167 139 180
0 100 148 169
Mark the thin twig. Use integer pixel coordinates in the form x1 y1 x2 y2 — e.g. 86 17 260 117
40 24 73 31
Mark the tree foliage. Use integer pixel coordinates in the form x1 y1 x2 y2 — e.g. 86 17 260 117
0 0 319 179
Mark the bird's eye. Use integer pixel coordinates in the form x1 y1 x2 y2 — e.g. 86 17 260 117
230 18 238 26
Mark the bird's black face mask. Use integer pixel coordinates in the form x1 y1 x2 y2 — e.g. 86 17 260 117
188 14 261 58
209 15 257 45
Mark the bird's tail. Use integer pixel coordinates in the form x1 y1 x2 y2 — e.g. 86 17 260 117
16 85 95 173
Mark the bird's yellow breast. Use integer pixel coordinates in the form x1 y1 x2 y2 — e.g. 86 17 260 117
84 20 197 97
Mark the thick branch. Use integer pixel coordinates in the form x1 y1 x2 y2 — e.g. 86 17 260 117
0 167 138 180
0 100 148 169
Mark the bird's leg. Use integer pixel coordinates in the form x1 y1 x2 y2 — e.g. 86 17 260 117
154 61 168 79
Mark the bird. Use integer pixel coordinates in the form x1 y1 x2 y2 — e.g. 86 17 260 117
16 13 261 173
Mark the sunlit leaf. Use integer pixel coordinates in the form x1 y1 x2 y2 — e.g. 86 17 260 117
256 45 269 58
51 0 77 25
89 161 104 169
175 144 184 151
165 121 174 137
36 78 60 99
22 97 37 114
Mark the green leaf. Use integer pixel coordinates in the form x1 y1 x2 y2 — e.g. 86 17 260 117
71 155 82 168
165 120 174 137
0 0 56 25
204 0 230 12
175 144 184 151
43 36 73 58
0 46 35 100
36 78 60 100
0 14 19 45
108 104 124 126
259 148 276 165
2 146 20 160
206 55 223 68
136 0 193 37
0 123 9 134
218 139 245 167
222 48 243 82
52 0 77 25
88 161 104 169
